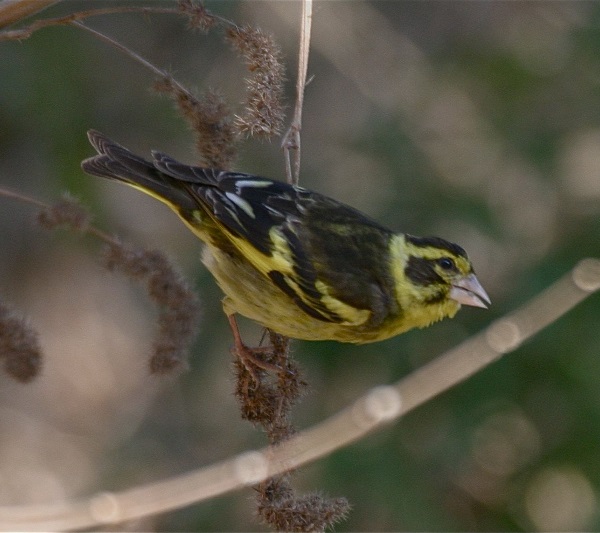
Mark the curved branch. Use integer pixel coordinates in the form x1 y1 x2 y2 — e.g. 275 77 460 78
0 258 597 530
0 0 59 29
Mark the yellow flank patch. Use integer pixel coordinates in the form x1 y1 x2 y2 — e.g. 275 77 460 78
220 226 295 279
214 223 371 325
268 228 298 274
314 280 370 325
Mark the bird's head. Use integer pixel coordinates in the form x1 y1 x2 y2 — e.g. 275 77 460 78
393 235 490 326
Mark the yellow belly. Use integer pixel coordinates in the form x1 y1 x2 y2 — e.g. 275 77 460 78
201 246 459 344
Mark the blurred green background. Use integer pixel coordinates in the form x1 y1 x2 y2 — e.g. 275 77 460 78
1 1 600 530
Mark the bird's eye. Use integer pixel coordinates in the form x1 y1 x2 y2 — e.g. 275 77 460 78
438 257 455 270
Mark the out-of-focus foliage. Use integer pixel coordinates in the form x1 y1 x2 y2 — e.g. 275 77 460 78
1 2 599 531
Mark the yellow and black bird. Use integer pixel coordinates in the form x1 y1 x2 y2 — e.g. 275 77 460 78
82 130 490 364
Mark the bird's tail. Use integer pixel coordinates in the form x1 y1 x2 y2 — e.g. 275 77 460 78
81 130 197 211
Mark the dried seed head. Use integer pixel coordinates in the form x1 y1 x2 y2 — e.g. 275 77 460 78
257 477 351 532
101 242 200 375
178 0 218 33
0 303 42 383
36 193 91 232
226 25 286 138
154 78 238 169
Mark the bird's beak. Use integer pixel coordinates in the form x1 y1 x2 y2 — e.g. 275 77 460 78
450 273 491 309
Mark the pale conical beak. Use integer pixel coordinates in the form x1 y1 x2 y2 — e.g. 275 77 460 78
449 273 491 309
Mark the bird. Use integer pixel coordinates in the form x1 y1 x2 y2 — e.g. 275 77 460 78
81 130 490 372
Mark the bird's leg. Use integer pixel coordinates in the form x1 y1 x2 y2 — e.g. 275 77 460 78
227 314 283 378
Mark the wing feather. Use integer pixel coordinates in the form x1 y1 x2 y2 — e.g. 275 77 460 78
181 170 396 326
84 132 396 326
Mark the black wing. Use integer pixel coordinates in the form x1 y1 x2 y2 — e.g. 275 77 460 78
155 154 399 325
83 131 398 325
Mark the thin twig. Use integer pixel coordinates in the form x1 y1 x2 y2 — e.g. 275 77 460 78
0 258 597 530
0 186 47 209
0 3 239 42
0 186 122 247
282 0 312 185
0 5 178 40
0 0 59 30
71 20 195 102
0 187 200 376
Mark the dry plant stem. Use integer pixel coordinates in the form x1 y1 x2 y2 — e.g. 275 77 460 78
0 186 115 245
71 20 193 103
0 2 240 42
71 21 240 171
0 258 597 530
236 3 347 528
282 0 312 185
0 187 199 375
0 5 180 40
0 186 47 209
0 0 59 29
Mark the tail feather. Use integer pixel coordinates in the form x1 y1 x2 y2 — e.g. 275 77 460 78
152 150 222 186
81 130 197 211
